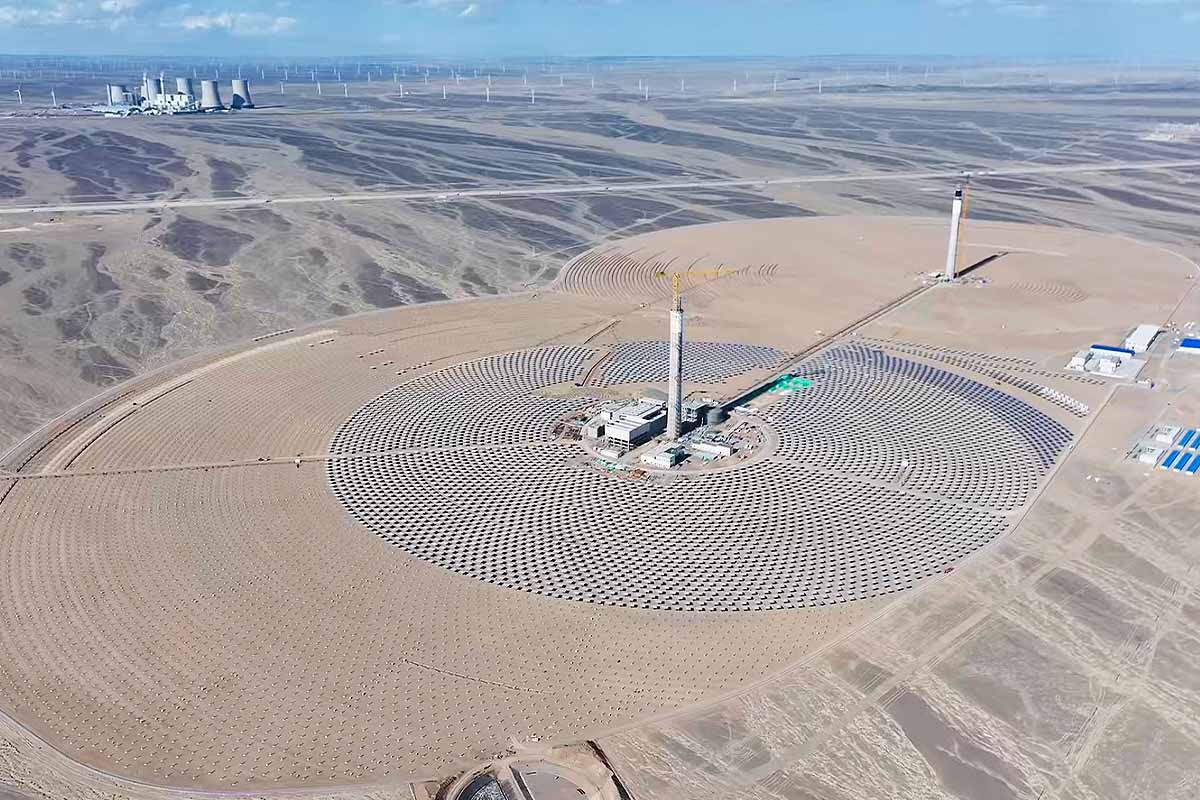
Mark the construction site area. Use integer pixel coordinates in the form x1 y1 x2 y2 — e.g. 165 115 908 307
3 207 1200 800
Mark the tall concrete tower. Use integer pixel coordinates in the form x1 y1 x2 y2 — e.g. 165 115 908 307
199 80 223 110
231 79 253 108
944 187 964 281
667 294 684 440
142 74 159 105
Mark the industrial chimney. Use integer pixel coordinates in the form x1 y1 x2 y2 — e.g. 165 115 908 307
199 80 224 110
944 187 964 281
230 79 253 109
667 294 685 440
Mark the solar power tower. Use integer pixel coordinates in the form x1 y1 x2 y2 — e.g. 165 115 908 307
944 179 970 280
657 268 736 439
668 292 685 439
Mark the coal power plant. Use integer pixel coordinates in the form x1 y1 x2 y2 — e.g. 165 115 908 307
94 75 256 116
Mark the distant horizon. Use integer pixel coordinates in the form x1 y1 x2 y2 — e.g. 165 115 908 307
0 1 1197 60
0 53 1196 66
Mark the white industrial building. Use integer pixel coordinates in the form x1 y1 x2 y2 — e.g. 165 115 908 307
691 439 735 458
1066 343 1145 379
583 398 667 452
1123 324 1161 354
1177 337 1200 355
640 444 687 469
1136 446 1166 466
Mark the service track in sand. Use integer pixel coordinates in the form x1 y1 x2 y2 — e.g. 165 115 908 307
0 215 1194 794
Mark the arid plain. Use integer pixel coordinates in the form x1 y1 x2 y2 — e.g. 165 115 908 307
2 58 1200 800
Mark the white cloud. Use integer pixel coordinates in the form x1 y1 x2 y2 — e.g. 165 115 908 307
0 1 299 33
179 10 296 34
0 2 73 25
386 0 496 17
994 2 1050 16
936 0 1200 17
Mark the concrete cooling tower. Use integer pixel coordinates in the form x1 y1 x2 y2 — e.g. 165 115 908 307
106 84 130 105
199 80 223 110
230 79 253 109
142 76 159 105
176 77 194 97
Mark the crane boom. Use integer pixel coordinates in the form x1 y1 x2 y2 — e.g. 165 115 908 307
655 267 737 310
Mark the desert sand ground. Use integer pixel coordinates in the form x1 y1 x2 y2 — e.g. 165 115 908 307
1 214 1198 800
2 57 1200 800
1 57 1199 458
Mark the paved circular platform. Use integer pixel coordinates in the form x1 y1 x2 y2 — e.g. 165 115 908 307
329 342 1071 612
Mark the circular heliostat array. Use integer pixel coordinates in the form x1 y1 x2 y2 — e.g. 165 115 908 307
328 343 1071 612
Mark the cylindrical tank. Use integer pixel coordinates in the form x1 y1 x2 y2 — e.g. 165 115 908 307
176 77 194 97
706 407 729 427
230 79 253 109
199 80 223 110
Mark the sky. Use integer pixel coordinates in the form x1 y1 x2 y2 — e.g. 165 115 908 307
0 0 1197 59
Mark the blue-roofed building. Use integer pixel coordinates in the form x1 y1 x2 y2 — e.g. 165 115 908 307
1090 344 1136 358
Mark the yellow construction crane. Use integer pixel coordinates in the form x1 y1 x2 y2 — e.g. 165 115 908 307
655 267 738 310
